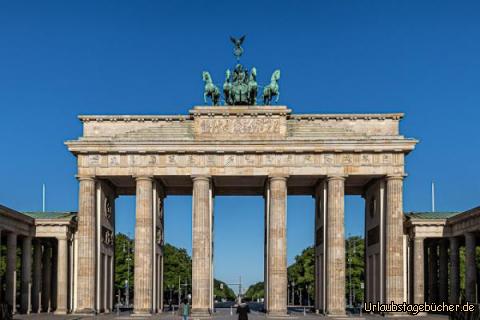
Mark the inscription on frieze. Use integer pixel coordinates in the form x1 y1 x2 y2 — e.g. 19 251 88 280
199 118 280 134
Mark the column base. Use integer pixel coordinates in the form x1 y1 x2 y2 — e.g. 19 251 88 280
132 309 152 317
54 309 68 315
191 308 211 319
75 308 96 315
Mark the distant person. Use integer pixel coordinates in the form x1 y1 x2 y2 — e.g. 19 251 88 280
236 301 250 320
178 299 190 320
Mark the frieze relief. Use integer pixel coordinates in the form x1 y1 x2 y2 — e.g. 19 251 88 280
81 152 403 168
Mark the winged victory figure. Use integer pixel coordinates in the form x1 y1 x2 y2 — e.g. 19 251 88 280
230 35 246 61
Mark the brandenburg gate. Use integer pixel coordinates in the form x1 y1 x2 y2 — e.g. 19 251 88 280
66 105 417 316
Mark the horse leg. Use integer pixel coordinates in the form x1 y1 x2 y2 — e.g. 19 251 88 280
275 91 280 103
204 92 208 104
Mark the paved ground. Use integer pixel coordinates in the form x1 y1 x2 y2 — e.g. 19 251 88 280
13 307 450 320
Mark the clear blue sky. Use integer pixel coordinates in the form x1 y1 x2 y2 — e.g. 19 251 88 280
1 1 479 289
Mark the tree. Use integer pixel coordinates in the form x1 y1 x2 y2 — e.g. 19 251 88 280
214 279 236 301
345 236 364 305
114 233 134 299
287 246 315 305
244 281 264 301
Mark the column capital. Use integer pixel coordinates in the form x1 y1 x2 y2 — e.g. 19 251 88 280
7 231 17 238
385 174 405 181
134 175 154 181
268 174 289 182
76 175 95 181
191 175 211 182
326 174 346 182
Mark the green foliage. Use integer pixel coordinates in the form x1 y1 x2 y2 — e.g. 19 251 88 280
288 246 315 302
345 236 364 304
214 279 236 301
163 243 192 296
114 233 134 295
244 281 264 301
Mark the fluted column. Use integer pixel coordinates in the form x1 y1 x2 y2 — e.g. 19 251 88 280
325 176 345 315
191 175 212 317
76 176 96 313
6 232 17 313
55 237 69 314
32 240 42 313
266 175 288 316
413 238 425 304
42 242 52 312
438 239 449 303
449 237 460 304
385 175 405 304
21 236 32 314
427 241 438 304
134 176 154 315
465 232 477 302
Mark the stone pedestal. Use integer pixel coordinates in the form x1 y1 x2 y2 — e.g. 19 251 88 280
32 240 42 313
6 232 17 313
266 176 288 317
449 237 460 304
191 175 213 318
55 237 69 314
465 232 477 302
325 176 345 315
413 238 425 304
438 239 449 303
21 236 32 314
76 176 96 313
385 175 405 305
133 176 154 316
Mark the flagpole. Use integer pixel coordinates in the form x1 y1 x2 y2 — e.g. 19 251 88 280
42 183 46 212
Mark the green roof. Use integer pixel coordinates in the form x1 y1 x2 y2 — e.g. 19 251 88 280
23 211 77 220
405 211 460 219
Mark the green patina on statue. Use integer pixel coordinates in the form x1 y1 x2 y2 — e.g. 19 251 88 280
202 36 280 106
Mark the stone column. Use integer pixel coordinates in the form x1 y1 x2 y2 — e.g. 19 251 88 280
133 176 154 315
51 243 58 311
76 176 96 313
0 228 2 304
449 237 460 304
465 232 477 302
427 241 438 304
191 175 212 317
385 175 405 304
266 175 288 316
438 239 449 303
32 240 42 313
6 232 17 313
42 242 52 312
21 236 32 314
325 176 345 315
413 238 425 304
55 237 69 314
